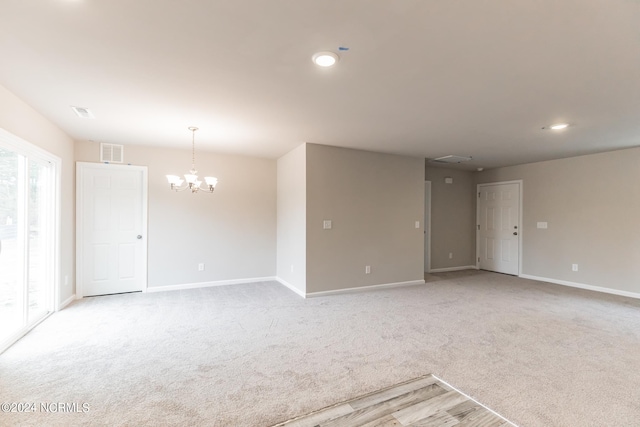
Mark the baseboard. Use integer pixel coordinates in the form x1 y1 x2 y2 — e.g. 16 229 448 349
58 294 76 311
274 277 306 298
429 265 478 273
146 276 278 293
305 279 426 298
520 274 640 300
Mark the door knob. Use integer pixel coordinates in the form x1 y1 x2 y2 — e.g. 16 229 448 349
137 235 142 239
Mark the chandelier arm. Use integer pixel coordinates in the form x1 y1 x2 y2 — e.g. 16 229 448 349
191 183 214 193
170 184 189 192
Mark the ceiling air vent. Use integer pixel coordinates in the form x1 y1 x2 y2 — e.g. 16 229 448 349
100 143 124 163
71 106 95 119
429 155 473 164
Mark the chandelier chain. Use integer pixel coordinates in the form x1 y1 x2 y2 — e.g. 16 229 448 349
190 127 197 173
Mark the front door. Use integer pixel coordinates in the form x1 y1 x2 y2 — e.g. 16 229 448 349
77 163 147 297
477 182 520 275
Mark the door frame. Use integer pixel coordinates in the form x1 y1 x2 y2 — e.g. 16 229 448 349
424 180 432 273
76 162 148 298
476 180 523 276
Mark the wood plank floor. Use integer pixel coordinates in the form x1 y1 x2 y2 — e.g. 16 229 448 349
272 375 514 427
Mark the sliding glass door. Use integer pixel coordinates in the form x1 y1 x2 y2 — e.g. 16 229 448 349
0 134 57 353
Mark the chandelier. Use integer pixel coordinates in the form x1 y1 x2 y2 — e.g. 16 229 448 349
166 127 218 193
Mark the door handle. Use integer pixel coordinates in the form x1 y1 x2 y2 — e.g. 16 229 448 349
137 235 142 239
513 232 518 236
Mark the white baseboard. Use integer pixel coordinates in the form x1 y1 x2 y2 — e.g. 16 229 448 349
146 276 277 293
58 294 76 311
275 277 306 298
305 279 426 298
520 274 640 300
429 265 478 273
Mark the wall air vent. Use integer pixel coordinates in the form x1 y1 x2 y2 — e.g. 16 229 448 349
100 143 124 163
429 155 473 164
71 106 95 119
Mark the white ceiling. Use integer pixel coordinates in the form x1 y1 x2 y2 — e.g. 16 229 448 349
1 0 639 169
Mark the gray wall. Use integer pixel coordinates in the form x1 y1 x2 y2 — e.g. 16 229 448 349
75 141 277 288
425 166 476 270
0 84 75 305
477 147 640 294
306 144 425 293
276 144 306 293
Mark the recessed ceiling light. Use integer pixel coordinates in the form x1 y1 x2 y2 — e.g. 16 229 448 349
429 155 473 164
550 123 569 130
312 51 339 67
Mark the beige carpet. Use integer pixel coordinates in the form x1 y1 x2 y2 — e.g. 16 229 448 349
1 270 639 426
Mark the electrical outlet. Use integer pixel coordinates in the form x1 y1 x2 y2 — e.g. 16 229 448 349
323 220 332 229
572 264 578 272
290 265 294 273
449 253 453 259
365 265 371 274
198 263 205 271
64 275 69 286
415 221 420 229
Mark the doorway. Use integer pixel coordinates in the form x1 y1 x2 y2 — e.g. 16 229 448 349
424 181 431 273
76 163 148 297
0 129 59 353
477 181 522 275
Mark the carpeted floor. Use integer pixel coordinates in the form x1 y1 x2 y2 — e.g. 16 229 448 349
1 270 639 426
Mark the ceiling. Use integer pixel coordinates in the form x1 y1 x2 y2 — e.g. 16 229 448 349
1 0 639 170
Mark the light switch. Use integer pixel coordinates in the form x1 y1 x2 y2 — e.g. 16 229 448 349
537 222 548 229
323 220 332 230
415 221 420 229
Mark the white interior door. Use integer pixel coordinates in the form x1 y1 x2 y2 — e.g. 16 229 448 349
77 163 147 297
477 182 520 275
424 181 431 273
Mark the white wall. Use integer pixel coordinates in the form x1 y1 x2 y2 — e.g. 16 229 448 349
0 84 75 305
276 144 307 293
306 144 425 293
75 141 276 288
477 147 640 295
